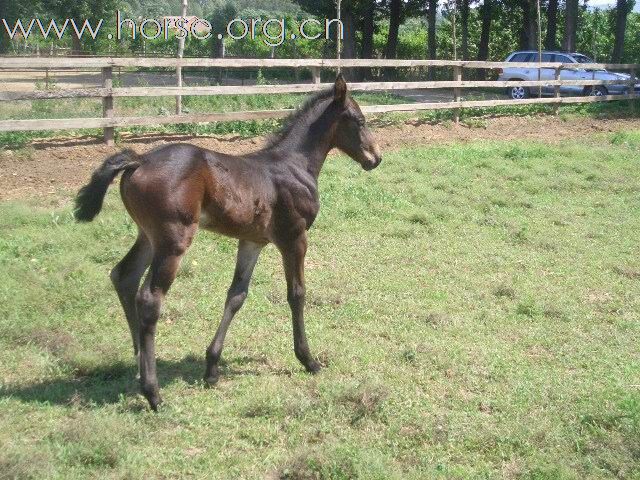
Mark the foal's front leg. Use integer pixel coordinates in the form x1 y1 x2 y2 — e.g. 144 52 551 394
281 233 321 374
204 240 263 385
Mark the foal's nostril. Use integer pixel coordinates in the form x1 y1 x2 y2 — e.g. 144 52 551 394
370 144 382 167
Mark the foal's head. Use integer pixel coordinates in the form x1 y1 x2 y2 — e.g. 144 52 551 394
331 75 382 171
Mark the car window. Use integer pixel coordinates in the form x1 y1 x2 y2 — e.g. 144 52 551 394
510 53 531 62
541 53 553 62
554 54 573 63
573 54 594 64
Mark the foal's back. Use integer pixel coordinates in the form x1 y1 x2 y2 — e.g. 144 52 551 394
120 143 276 244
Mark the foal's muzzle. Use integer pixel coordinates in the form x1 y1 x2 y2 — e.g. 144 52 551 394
362 155 382 171
361 145 382 171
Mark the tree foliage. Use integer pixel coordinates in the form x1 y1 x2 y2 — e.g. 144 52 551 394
4 0 640 63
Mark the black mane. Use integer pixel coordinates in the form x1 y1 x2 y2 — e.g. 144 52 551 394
266 88 335 148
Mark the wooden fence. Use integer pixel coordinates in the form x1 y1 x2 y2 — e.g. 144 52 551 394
0 56 638 145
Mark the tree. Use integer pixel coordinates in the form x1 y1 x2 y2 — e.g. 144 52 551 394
385 0 402 58
342 8 357 60
207 3 237 58
545 0 559 50
459 0 471 60
520 0 538 50
426 0 437 79
360 0 375 59
292 0 358 64
360 0 376 79
477 0 493 78
563 0 579 52
612 0 634 62
0 0 26 53
44 0 119 54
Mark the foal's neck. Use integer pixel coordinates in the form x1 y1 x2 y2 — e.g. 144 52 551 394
271 99 337 180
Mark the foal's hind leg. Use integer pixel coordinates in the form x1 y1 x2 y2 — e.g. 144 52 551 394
110 231 152 375
137 225 196 410
204 240 263 385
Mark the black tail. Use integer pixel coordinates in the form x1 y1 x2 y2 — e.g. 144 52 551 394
74 149 141 222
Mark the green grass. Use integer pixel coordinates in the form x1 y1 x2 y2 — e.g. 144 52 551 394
0 92 409 122
1 132 640 478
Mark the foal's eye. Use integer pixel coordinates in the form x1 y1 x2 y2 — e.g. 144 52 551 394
344 112 364 128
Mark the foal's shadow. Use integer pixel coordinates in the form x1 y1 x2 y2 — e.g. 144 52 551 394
0 355 288 407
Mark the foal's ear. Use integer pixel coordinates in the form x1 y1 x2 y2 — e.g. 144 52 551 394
334 73 347 105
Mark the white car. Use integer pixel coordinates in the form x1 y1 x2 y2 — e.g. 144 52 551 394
497 50 638 99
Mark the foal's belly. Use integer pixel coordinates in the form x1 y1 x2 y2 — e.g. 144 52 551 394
198 154 275 243
198 195 272 243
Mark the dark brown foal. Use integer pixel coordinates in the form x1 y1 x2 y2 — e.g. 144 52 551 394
75 75 382 410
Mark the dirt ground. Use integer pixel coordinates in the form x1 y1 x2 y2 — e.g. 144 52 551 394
1 114 637 201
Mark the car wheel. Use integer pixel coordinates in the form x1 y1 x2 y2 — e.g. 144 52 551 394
588 86 607 97
508 86 529 100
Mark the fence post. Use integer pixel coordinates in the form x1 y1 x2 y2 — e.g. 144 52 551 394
176 0 188 115
554 66 561 115
453 65 462 124
102 66 114 146
176 63 183 115
629 68 636 114
311 67 321 84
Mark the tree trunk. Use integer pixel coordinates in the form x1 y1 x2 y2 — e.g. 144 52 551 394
71 34 82 55
361 0 375 80
545 0 558 50
342 11 357 59
361 0 375 59
212 38 224 58
0 3 16 54
427 0 437 80
385 0 401 59
563 0 578 52
341 9 357 80
460 0 470 60
477 0 492 79
519 0 537 50
612 0 629 62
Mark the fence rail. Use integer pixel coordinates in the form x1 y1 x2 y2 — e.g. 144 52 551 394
1 57 639 70
0 79 634 102
0 56 638 144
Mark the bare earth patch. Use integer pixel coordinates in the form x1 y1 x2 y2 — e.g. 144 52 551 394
1 115 638 201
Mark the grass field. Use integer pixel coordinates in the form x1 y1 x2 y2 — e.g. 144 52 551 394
0 90 409 149
1 131 639 479
0 91 410 122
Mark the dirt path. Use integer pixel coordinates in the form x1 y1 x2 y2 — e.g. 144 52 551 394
1 114 637 201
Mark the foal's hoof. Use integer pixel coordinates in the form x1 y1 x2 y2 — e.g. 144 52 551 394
204 374 219 388
148 397 162 412
141 385 162 412
305 360 322 374
204 364 220 387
